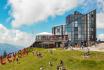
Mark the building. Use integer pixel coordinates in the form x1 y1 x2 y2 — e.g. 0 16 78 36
52 25 68 47
31 10 96 48
52 25 67 36
66 10 96 46
32 31 68 48
32 32 55 48
32 25 69 48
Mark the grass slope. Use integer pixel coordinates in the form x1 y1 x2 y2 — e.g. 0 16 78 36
0 48 104 70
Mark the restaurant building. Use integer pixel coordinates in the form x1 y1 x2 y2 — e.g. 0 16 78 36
32 25 68 48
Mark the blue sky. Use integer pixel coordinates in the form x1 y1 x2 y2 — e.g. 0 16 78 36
0 0 104 47
0 0 11 28
0 0 102 33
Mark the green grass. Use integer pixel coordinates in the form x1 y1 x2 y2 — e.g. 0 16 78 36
0 48 104 70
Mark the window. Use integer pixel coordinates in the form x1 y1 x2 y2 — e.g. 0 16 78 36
91 14 93 17
74 21 78 27
57 27 60 33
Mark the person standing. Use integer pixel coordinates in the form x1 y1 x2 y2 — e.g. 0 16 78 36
81 42 84 49
60 60 64 66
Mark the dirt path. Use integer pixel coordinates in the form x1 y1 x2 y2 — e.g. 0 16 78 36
67 43 104 52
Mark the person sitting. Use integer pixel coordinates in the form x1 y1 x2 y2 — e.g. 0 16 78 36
32 51 35 56
40 66 44 70
60 60 64 66
49 61 53 67
56 65 60 70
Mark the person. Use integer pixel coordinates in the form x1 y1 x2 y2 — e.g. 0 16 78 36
38 52 42 58
32 50 35 56
64 42 67 49
40 66 44 70
83 47 90 58
57 65 60 70
16 57 20 64
70 44 73 50
62 66 66 70
13 52 16 61
82 41 89 58
60 60 64 66
83 41 87 47
81 42 84 49
49 61 53 67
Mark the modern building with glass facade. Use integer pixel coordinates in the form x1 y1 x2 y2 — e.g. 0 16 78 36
66 10 96 46
31 9 96 48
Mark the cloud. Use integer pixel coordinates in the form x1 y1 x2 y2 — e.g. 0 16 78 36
97 0 104 13
78 0 104 12
77 0 104 29
8 0 77 27
97 34 104 41
0 24 34 47
78 0 97 11
97 13 104 29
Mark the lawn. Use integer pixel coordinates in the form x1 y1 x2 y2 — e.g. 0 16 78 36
0 48 104 70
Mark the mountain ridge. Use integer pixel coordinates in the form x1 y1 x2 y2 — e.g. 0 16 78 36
0 43 24 55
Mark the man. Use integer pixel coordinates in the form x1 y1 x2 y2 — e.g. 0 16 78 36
81 42 84 49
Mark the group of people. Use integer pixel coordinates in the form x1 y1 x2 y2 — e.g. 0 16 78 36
32 50 43 58
39 60 66 70
56 60 66 70
65 40 88 47
0 48 29 65
64 40 90 58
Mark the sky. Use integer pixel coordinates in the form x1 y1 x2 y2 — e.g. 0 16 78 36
0 0 104 47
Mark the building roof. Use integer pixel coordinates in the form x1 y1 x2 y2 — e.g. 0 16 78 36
36 32 52 36
53 24 65 28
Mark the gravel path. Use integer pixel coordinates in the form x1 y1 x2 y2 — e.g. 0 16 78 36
67 43 104 52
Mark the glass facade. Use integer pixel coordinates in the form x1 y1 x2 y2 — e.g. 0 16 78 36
52 25 67 36
36 35 52 41
66 10 96 46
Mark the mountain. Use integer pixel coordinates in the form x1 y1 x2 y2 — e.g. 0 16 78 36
0 43 24 56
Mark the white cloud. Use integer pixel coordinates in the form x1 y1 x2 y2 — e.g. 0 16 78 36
0 24 34 47
97 34 104 41
97 13 104 29
96 0 104 29
8 0 77 27
78 0 104 29
97 0 104 13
